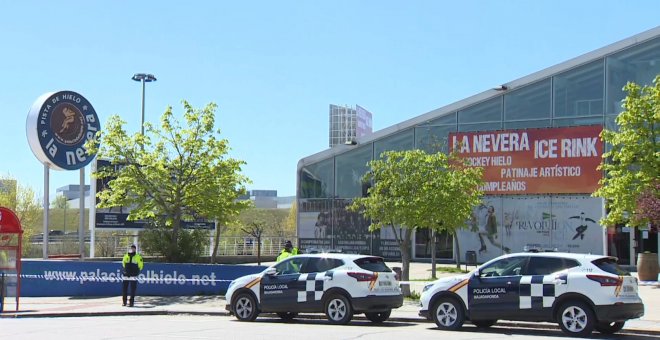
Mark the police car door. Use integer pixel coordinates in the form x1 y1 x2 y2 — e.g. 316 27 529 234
469 255 528 320
518 256 574 320
260 257 308 312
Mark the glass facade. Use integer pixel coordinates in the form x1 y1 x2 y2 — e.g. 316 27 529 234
606 37 660 114
374 129 414 158
329 105 358 148
299 30 660 261
554 60 604 118
505 79 551 121
415 125 455 153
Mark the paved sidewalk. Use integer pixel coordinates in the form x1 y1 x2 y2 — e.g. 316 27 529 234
1 262 658 336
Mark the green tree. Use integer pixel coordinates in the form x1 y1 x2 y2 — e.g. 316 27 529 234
52 194 68 209
87 101 251 263
349 149 483 295
594 75 660 228
0 176 41 256
240 219 266 265
51 194 70 233
285 201 297 235
232 208 290 237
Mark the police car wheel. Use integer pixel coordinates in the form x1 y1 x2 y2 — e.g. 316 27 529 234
432 298 465 330
325 294 353 325
471 319 497 328
277 312 298 321
557 301 595 337
364 310 391 323
233 293 259 321
594 321 625 334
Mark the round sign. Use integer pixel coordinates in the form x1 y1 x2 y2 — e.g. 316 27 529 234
26 91 101 170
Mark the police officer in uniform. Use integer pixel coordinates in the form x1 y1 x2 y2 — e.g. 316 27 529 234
121 245 144 307
276 240 299 262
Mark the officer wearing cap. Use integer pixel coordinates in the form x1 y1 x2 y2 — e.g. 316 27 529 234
276 240 300 262
121 244 144 307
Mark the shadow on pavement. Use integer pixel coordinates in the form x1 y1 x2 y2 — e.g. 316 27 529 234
423 324 655 339
249 316 417 328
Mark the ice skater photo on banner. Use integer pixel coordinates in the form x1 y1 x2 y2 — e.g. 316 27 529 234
504 210 518 237
472 203 510 255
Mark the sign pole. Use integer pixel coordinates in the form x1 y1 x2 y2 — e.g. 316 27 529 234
89 162 97 258
42 164 49 259
79 168 85 258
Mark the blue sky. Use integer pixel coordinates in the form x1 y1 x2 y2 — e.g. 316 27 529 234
1 1 659 199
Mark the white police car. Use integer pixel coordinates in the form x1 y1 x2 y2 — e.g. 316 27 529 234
419 252 644 337
225 253 403 324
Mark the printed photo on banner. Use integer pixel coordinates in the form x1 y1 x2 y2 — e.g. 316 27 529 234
458 196 604 262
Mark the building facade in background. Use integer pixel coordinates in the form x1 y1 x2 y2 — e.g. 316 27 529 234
239 190 295 209
299 27 660 265
329 104 373 147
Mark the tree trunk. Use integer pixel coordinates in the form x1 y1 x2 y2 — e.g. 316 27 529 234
431 229 437 279
171 213 181 263
400 228 413 297
454 232 461 270
211 225 219 263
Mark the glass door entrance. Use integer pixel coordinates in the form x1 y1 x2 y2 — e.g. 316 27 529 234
414 229 453 259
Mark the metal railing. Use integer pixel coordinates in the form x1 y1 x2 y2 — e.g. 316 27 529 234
25 234 296 259
214 237 294 256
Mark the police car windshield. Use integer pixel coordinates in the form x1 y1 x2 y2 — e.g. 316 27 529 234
354 257 391 272
592 258 630 276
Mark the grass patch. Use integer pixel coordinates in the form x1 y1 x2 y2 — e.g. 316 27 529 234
406 290 421 301
427 266 469 274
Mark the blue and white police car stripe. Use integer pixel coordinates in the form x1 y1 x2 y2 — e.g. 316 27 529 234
519 275 555 309
296 271 333 302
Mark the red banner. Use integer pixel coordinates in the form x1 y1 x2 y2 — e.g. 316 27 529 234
449 125 603 194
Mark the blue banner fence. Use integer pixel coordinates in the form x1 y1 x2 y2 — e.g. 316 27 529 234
13 260 266 297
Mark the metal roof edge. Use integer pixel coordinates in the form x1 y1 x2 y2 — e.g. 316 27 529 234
298 26 660 168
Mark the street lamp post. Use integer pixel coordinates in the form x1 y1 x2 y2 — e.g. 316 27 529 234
131 73 157 135
130 73 156 248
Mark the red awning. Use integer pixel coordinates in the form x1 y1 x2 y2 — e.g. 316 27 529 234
0 207 22 233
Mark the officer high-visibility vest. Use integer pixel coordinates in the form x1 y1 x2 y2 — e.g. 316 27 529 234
276 247 298 262
122 252 144 277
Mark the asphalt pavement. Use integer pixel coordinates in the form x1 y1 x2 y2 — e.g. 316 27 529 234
1 262 658 336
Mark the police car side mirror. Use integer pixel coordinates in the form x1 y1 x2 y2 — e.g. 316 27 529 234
474 269 482 280
264 267 277 276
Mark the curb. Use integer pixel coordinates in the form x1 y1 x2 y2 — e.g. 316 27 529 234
2 310 659 336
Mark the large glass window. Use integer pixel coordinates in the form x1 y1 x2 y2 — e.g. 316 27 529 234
504 79 551 121
553 116 603 127
554 60 604 117
414 125 456 153
458 122 502 132
458 97 502 124
606 37 660 114
414 229 453 259
418 112 457 126
300 158 334 199
335 144 372 198
504 119 551 129
374 129 414 159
